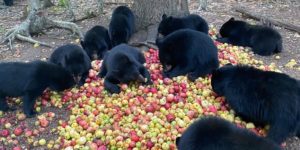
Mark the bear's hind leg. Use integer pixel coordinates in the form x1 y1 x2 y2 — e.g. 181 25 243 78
267 118 297 144
0 96 12 111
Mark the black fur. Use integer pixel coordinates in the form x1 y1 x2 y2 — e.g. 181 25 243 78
156 29 219 81
211 64 300 144
217 17 282 56
98 44 152 94
0 61 75 117
49 44 91 86
109 6 135 47
176 116 281 150
4 0 13 6
158 14 209 36
81 26 111 60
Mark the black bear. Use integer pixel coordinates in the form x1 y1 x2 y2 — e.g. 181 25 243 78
158 14 209 36
156 29 219 81
217 17 282 56
211 64 300 144
176 116 281 150
98 44 152 94
81 26 111 60
49 44 91 86
0 61 75 117
109 6 135 47
4 0 13 6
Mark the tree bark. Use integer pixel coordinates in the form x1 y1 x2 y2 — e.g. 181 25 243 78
132 0 190 30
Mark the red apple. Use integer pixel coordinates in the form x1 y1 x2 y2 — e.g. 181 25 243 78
39 118 49 127
166 113 175 122
146 141 154 149
13 127 23 136
166 94 175 102
0 129 9 137
145 104 155 113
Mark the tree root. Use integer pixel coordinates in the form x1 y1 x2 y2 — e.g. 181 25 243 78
1 13 83 49
16 34 51 47
1 19 51 49
1 0 85 50
48 19 83 39
130 41 158 50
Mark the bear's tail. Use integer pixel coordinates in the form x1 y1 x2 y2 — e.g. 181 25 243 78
274 39 283 53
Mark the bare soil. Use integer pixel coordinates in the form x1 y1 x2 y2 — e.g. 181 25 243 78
0 0 299 149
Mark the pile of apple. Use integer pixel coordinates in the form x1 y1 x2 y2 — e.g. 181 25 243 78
0 28 280 149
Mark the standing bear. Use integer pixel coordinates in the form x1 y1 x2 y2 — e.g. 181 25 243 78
109 6 135 47
211 64 300 144
81 26 112 60
158 14 209 36
0 61 75 117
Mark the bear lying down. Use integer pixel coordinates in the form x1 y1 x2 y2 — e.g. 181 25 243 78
217 17 282 56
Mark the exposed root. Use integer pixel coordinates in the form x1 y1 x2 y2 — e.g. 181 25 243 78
1 19 51 49
16 34 51 47
48 19 83 39
1 19 31 49
1 12 83 49
130 41 158 50
1 0 84 49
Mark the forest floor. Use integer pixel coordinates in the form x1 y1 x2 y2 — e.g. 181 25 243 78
0 0 299 149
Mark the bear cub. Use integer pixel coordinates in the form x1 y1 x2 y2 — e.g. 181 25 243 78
0 61 75 117
156 29 219 81
176 116 281 150
81 26 111 60
49 44 91 86
158 14 209 36
217 17 282 56
98 44 152 94
211 64 300 144
109 6 135 47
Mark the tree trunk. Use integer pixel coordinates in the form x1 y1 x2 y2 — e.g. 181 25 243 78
132 0 190 30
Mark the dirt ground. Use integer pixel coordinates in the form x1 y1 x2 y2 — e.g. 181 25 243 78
0 0 299 149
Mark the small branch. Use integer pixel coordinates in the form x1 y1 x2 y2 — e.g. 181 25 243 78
234 6 300 33
73 14 97 22
104 2 132 5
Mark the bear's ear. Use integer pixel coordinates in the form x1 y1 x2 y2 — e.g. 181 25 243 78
175 137 181 146
229 17 235 21
162 14 167 20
